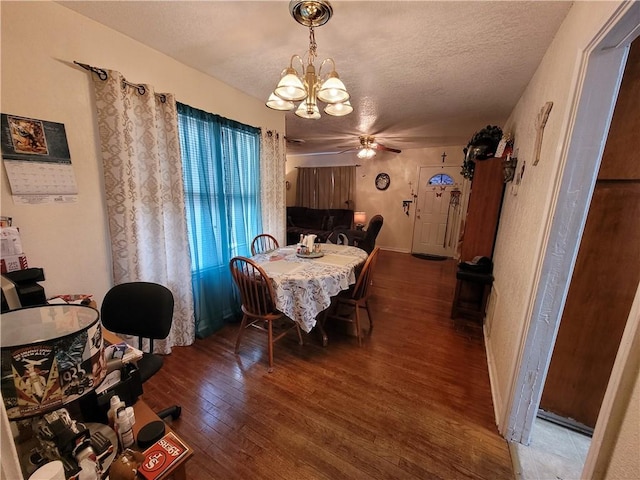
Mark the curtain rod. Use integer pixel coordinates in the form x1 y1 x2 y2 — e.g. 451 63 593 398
295 165 361 168
74 61 167 102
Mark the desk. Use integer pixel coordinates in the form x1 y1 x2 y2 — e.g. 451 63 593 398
103 330 193 480
252 244 368 343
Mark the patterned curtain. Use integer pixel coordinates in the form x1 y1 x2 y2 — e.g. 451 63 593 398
296 166 356 209
91 70 195 353
260 130 287 244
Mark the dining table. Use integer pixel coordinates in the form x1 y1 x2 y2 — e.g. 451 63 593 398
251 243 368 346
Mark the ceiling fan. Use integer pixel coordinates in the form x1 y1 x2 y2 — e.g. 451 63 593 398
339 135 402 159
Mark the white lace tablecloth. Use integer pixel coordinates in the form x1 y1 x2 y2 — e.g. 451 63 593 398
252 244 368 332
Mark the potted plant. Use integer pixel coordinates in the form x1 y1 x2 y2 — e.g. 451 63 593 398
466 125 503 161
460 125 503 180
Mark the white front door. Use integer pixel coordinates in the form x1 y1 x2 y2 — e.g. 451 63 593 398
411 166 464 257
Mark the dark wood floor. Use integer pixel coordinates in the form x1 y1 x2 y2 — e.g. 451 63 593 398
143 250 514 479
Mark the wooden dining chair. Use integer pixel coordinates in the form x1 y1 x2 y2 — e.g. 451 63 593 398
250 233 279 256
230 256 303 371
326 247 380 346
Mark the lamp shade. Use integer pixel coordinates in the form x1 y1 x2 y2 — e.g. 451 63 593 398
354 211 367 226
1 305 106 420
274 68 306 101
324 100 353 117
266 93 294 111
317 74 349 104
295 99 321 119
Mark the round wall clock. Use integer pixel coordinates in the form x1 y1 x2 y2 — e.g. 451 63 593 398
375 172 390 190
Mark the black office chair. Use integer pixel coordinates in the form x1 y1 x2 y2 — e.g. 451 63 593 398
101 281 181 420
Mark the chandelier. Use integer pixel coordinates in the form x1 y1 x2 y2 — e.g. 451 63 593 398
266 0 352 119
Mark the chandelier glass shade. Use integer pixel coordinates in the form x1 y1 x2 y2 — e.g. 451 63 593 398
267 1 351 119
295 97 321 119
274 67 307 101
266 93 295 111
324 99 352 116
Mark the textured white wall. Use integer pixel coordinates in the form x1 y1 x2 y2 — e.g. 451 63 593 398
286 145 467 252
485 0 635 431
0 2 285 305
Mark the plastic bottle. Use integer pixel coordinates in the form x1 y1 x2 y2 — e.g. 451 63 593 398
125 406 135 428
75 442 100 480
107 395 125 429
116 408 134 449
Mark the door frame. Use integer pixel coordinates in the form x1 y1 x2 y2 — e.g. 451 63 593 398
504 1 640 472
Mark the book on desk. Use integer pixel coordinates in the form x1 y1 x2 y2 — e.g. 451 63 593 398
137 432 190 480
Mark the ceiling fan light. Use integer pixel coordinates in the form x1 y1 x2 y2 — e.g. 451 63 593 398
295 99 321 119
317 74 349 103
324 100 352 116
266 93 295 111
357 147 376 159
274 68 306 101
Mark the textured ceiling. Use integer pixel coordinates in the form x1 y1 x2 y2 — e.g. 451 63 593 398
58 1 573 155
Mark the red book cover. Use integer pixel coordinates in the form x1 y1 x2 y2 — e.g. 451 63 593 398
137 432 189 480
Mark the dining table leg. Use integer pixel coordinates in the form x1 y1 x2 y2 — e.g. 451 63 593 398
316 309 330 347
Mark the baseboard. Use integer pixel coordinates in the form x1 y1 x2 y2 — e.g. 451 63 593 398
379 246 411 253
484 327 504 433
537 409 594 437
508 441 524 480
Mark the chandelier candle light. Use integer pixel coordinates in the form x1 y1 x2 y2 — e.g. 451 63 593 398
266 0 352 119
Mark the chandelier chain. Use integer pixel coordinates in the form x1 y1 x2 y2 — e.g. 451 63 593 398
307 27 317 66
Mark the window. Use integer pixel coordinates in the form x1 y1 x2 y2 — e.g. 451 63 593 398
177 103 261 336
428 173 455 185
296 166 356 209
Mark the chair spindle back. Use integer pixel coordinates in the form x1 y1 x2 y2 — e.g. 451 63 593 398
251 234 279 256
230 257 277 317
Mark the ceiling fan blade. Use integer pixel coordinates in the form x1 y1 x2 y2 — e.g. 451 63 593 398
375 143 402 154
337 147 359 154
383 146 402 154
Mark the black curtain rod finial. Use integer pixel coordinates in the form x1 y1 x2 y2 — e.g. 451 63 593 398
74 61 108 81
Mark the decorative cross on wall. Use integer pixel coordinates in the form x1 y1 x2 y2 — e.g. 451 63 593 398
441 152 447 163
534 102 553 166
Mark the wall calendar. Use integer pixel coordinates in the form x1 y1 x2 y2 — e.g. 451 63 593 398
1 114 78 204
